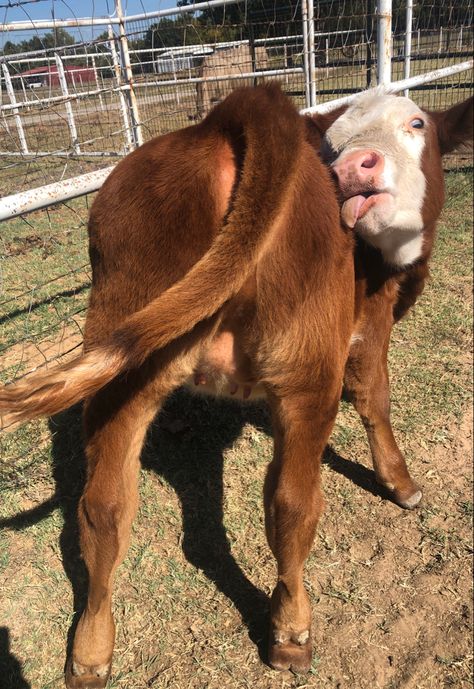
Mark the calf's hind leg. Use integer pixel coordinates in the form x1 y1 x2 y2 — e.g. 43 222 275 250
65 364 186 689
265 389 340 673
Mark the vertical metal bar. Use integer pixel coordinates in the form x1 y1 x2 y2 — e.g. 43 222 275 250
249 23 257 87
376 0 392 85
91 55 105 110
307 0 316 106
170 51 181 106
20 77 27 106
108 24 133 153
55 53 80 154
115 0 143 148
439 26 443 53
0 74 10 135
284 42 289 84
1 63 28 154
325 38 329 78
366 0 374 88
301 0 311 108
403 0 413 97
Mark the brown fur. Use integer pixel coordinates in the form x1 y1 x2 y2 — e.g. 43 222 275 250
0 86 471 687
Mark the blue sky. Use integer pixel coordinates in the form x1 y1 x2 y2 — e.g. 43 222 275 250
1 1 177 24
0 0 180 48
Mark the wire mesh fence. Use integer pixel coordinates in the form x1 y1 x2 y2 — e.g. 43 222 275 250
0 0 473 464
1 1 472 177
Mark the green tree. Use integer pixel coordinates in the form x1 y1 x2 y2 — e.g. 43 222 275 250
1 28 75 56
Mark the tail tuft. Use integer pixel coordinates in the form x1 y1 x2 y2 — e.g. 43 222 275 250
0 348 124 429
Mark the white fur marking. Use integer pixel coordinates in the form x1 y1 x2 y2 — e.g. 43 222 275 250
381 157 396 193
296 630 310 645
350 333 364 346
323 90 428 267
377 229 424 267
274 630 290 645
72 661 110 678
396 125 425 162
401 490 423 509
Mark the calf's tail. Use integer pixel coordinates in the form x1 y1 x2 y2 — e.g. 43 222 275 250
0 84 304 426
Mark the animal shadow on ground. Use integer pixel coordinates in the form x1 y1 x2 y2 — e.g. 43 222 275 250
0 627 31 689
0 386 388 675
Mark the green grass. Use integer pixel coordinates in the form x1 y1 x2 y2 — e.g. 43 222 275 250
0 172 472 688
0 197 91 384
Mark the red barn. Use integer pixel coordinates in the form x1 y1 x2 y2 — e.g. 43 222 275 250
18 64 95 88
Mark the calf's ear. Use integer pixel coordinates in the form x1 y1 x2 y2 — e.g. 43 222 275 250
428 96 473 155
310 105 348 137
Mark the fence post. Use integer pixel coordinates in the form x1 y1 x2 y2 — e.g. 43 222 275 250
307 0 316 106
1 63 29 154
108 24 134 153
55 54 81 154
403 0 413 96
366 0 374 88
115 0 143 148
170 51 181 106
376 0 392 85
20 76 28 106
91 55 105 110
301 0 316 107
301 0 311 108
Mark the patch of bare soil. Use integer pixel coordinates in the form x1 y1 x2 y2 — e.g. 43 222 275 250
2 324 84 373
310 408 473 689
4 234 55 258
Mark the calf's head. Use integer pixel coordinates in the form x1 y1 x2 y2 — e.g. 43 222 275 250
313 90 473 267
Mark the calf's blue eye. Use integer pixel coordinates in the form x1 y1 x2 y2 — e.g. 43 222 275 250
411 118 424 129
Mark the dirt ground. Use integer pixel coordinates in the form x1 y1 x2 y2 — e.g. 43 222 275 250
1 401 472 689
311 408 473 689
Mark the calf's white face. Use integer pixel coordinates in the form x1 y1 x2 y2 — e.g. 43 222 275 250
321 90 430 267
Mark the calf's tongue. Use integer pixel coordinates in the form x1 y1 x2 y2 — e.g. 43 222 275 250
341 195 366 228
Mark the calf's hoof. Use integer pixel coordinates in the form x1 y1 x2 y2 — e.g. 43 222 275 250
268 629 312 673
395 487 423 510
65 657 111 689
388 484 423 510
377 478 423 510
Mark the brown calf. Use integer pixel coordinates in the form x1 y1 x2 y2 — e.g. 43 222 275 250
0 84 472 688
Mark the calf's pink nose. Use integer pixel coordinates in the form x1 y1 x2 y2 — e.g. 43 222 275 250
333 150 385 185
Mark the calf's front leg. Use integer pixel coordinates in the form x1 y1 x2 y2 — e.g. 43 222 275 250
344 332 422 509
265 390 340 673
